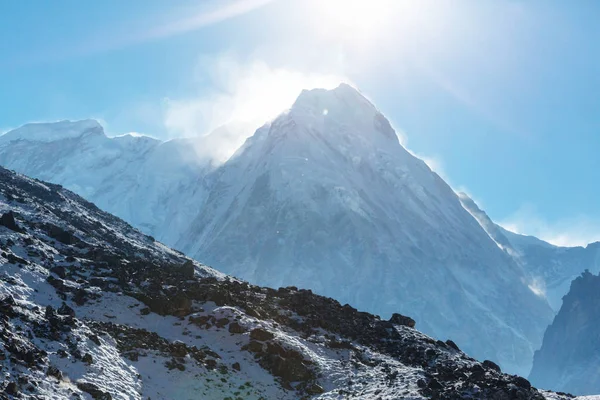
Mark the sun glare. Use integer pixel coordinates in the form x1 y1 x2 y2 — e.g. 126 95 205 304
315 0 407 42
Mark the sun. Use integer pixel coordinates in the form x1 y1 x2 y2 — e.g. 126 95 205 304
315 0 402 41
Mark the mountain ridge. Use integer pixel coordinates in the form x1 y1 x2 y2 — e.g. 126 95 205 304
0 85 557 375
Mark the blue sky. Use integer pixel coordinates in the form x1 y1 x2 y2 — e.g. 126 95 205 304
1 0 599 246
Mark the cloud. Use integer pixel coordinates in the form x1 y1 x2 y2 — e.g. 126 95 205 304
163 55 346 162
499 204 600 247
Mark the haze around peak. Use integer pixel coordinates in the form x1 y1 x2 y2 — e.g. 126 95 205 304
3 0 600 251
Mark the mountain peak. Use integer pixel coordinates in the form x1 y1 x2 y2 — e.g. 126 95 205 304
286 83 399 144
0 119 104 143
292 82 373 112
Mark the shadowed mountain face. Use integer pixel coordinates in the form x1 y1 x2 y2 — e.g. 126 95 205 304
530 271 600 395
0 84 553 375
0 165 572 400
459 192 600 312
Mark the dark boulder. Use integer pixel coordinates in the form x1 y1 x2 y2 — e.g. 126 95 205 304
469 364 486 382
46 224 78 245
5 381 18 395
77 382 112 399
228 322 246 334
428 378 443 391
82 353 93 364
389 313 416 328
47 365 63 380
513 376 531 389
50 266 67 279
270 356 313 383
250 328 274 342
0 211 22 232
215 317 229 328
170 341 188 358
445 340 460 351
306 383 325 395
73 289 89 306
244 340 264 353
180 260 195 279
483 359 501 373
0 295 17 317
58 302 76 317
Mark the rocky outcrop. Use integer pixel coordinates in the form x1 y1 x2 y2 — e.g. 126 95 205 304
0 211 22 232
530 270 600 395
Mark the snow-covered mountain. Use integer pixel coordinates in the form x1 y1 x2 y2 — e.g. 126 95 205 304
459 192 600 312
0 84 554 376
0 165 572 400
529 270 600 395
0 119 222 246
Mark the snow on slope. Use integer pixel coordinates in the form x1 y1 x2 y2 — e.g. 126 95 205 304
459 192 600 312
0 121 223 248
0 85 554 376
0 166 571 399
0 120 103 143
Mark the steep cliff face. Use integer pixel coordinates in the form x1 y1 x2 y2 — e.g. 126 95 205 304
460 192 600 312
530 270 600 395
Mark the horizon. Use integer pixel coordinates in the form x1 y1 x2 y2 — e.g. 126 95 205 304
2 0 600 246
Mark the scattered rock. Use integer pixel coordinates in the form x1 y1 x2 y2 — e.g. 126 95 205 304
483 359 502 373
270 355 313 383
250 328 274 342
170 341 188 358
389 313 416 328
180 260 195 279
124 351 139 362
46 224 78 245
428 378 443 390
244 340 265 353
5 381 18 395
228 322 246 334
47 366 63 380
57 302 75 317
77 382 112 399
445 340 460 351
215 317 229 328
0 211 22 232
514 376 531 389
306 383 325 395
82 353 93 364
50 266 67 279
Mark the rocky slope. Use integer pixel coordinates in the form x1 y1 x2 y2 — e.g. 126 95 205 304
0 85 554 376
0 165 581 400
529 270 600 395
